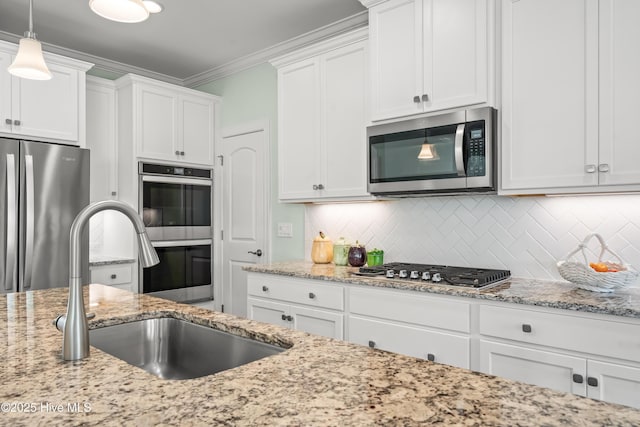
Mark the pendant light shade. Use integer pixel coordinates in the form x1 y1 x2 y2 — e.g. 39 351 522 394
8 0 52 81
417 142 439 161
89 0 150 23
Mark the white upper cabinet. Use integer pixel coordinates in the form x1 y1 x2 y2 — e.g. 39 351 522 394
116 74 219 166
0 40 92 145
364 0 490 122
500 0 640 194
273 28 370 202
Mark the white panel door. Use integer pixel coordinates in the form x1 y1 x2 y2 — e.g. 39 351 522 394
179 94 215 165
0 51 12 134
12 61 80 142
321 41 368 199
368 0 422 121
598 0 640 187
137 84 178 161
501 0 599 191
586 360 640 409
291 305 344 340
247 298 289 328
277 58 320 200
221 126 267 317
479 340 587 396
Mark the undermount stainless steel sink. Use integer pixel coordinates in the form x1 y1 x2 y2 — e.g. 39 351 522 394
89 317 285 380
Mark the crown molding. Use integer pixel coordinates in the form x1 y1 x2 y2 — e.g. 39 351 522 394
359 0 386 8
183 11 368 88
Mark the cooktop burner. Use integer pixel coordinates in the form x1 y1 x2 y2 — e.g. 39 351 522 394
357 262 511 289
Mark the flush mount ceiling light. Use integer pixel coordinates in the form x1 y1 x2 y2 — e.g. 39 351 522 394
8 0 52 80
89 0 163 24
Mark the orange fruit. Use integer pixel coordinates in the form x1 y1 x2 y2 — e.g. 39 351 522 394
589 262 609 272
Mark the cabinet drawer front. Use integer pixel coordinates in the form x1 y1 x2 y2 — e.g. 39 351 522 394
349 316 470 369
248 275 343 310
479 304 640 362
349 287 470 333
90 265 132 286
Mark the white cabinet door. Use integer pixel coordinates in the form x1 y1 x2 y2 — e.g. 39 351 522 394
501 0 599 192
0 51 12 134
137 83 179 161
179 93 215 165
479 340 587 396
586 360 640 409
369 0 421 121
598 0 640 187
320 41 368 199
247 297 289 328
291 305 344 340
277 58 321 200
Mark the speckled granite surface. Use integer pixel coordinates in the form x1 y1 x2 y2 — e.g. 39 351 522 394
244 261 640 319
89 256 136 267
2 285 640 426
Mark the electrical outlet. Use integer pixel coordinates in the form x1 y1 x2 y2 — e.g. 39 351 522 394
277 222 293 238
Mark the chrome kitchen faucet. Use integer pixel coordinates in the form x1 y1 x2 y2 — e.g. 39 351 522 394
54 200 159 361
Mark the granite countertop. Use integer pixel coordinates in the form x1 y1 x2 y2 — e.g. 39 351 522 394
89 256 136 267
244 261 640 319
2 285 640 425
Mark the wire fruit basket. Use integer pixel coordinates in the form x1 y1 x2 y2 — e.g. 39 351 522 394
556 233 639 292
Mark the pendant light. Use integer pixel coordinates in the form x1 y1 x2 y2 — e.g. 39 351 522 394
417 141 439 161
89 0 163 24
8 0 52 81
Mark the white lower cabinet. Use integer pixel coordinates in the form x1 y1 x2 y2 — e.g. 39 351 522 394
90 264 134 293
247 274 344 340
478 303 640 409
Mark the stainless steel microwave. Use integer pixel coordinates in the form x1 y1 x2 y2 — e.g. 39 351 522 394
367 107 496 196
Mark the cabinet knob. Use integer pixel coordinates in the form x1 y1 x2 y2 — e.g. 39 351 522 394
421 94 429 102
427 353 435 362
308 292 316 299
598 163 610 173
317 184 324 190
262 285 269 292
585 164 597 173
175 150 180 155
13 120 20 126
413 95 420 103
286 315 293 322
312 184 318 190
110 274 116 279
281 314 287 321
368 340 376 348
572 374 584 384
522 324 532 333
587 377 599 387
5 119 11 125
111 191 117 196
180 151 185 156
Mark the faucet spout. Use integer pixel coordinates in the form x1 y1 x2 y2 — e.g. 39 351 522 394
62 200 159 361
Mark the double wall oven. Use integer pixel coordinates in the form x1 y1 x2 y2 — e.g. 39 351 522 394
138 162 212 303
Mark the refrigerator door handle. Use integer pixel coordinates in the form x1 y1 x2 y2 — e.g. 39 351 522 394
5 154 17 291
23 155 35 290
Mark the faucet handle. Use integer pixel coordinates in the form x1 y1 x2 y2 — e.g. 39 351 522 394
53 312 96 332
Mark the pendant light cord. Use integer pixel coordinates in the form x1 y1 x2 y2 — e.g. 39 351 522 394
26 0 35 38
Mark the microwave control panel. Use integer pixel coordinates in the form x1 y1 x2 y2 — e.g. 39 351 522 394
466 120 486 177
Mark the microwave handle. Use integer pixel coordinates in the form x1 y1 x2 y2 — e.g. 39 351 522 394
454 123 466 177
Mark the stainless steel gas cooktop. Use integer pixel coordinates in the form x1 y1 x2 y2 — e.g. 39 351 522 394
357 262 511 290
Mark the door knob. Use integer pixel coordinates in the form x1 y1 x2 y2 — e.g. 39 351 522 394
248 249 263 256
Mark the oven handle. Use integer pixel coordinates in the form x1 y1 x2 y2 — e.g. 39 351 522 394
141 175 212 186
151 239 212 248
454 123 466 177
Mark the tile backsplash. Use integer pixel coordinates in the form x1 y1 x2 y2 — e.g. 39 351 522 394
305 194 640 285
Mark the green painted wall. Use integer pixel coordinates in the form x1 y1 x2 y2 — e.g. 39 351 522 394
195 63 305 262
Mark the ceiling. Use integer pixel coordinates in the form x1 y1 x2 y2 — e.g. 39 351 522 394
0 0 366 85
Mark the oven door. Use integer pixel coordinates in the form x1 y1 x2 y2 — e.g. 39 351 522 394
142 240 212 303
141 175 212 241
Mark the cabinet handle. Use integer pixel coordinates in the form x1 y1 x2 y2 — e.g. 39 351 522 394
427 353 435 362
598 163 610 173
5 119 11 125
308 292 316 299
110 274 116 279
413 95 420 103
312 184 318 190
111 191 117 196
368 340 376 348
572 374 584 384
262 285 268 292
585 164 597 173
587 377 598 387
13 120 20 126
522 324 532 333
175 150 180 155
286 315 293 322
281 314 286 321
180 151 185 156
317 184 324 190
421 94 429 102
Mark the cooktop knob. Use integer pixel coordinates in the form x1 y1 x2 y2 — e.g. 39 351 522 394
431 272 442 283
398 270 408 278
385 269 395 278
410 270 419 279
421 271 431 281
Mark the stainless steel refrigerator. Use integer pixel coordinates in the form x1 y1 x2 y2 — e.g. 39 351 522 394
1 138 90 293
